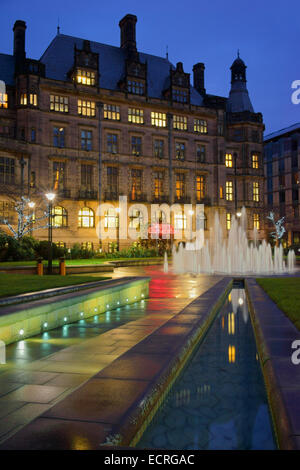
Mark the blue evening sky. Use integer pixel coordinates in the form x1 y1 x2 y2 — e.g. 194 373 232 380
0 0 299 134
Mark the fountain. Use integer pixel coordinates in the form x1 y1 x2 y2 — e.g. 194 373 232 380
172 207 295 275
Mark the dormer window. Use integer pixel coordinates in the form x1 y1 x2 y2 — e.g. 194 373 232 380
172 89 188 103
127 79 144 95
76 69 96 86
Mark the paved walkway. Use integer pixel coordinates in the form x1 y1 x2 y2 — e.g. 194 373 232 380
0 266 221 445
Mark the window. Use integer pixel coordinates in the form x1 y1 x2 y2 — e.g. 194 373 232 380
53 162 65 190
252 130 259 142
172 89 188 103
103 104 120 121
0 201 15 223
81 241 93 250
20 93 27 105
279 190 285 203
173 115 187 131
196 145 206 163
78 100 96 117
0 157 15 184
226 181 233 201
131 169 142 200
253 182 259 202
151 112 167 127
153 171 164 198
225 153 233 168
252 154 259 169
293 171 299 185
176 173 185 199
31 128 36 143
104 208 119 228
175 142 185 161
293 188 299 201
0 93 8 108
219 186 224 199
56 241 66 248
196 175 205 201
81 164 93 190
50 95 69 113
52 206 67 227
78 207 94 228
253 213 260 230
154 139 164 158
76 69 96 86
226 213 231 230
29 93 37 106
53 127 65 148
129 210 143 229
107 134 118 154
80 130 92 151
194 119 207 134
127 80 144 95
107 167 118 195
174 213 187 230
128 108 144 124
131 136 142 156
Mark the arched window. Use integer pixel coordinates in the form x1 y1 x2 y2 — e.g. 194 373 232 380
52 206 67 227
78 207 94 228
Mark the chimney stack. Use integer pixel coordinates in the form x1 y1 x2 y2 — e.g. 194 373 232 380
119 14 137 54
193 63 205 95
13 20 26 62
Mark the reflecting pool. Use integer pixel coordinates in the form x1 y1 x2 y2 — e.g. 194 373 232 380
137 288 276 450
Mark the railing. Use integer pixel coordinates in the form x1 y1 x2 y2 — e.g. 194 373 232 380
151 195 169 204
104 191 119 201
78 189 98 200
174 195 191 204
128 193 147 202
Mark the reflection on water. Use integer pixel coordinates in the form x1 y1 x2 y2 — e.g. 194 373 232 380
137 289 276 450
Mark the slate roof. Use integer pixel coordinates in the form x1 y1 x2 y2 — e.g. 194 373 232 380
39 34 204 105
0 53 15 86
264 123 300 142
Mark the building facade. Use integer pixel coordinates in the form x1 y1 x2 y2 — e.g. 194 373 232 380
0 15 265 251
264 124 300 247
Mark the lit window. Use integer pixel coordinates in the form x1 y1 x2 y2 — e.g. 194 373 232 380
107 134 118 154
253 182 259 202
103 104 120 120
53 161 65 190
175 173 185 199
153 171 164 198
81 241 93 250
151 112 167 127
128 108 144 124
228 345 236 363
174 213 187 230
81 130 92 151
252 154 259 169
78 207 94 228
175 142 185 161
194 119 207 133
127 80 144 95
50 95 69 113
129 210 143 230
226 213 231 230
131 136 142 156
172 89 188 103
20 93 27 105
104 208 119 228
78 100 96 117
0 93 8 108
52 206 67 227
226 181 233 201
253 213 260 229
225 153 233 168
76 69 96 86
220 186 224 199
196 175 205 201
173 115 187 131
29 94 37 106
228 313 235 335
131 169 142 200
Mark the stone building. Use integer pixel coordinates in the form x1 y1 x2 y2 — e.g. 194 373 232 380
264 123 300 247
0 14 265 251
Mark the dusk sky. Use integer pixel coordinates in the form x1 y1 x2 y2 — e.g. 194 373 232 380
0 0 299 134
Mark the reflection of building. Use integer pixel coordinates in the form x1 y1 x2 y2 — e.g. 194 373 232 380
0 15 265 251
264 124 300 247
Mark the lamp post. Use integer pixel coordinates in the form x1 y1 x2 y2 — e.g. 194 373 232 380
28 201 35 232
115 207 120 252
45 193 56 274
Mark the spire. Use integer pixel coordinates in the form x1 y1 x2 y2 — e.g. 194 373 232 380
57 18 60 35
226 54 254 113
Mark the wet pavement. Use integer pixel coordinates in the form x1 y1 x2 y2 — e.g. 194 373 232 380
0 266 221 444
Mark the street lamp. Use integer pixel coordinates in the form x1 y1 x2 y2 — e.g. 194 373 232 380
28 201 36 231
236 211 242 218
45 192 56 274
115 207 120 251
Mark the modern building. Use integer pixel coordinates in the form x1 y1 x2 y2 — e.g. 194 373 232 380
264 123 300 247
0 14 265 251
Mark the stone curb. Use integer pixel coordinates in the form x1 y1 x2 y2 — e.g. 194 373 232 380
245 278 300 450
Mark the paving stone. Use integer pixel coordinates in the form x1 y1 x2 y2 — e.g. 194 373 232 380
3 384 67 403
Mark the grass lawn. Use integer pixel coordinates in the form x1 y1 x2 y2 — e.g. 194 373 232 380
256 278 300 329
0 273 110 298
0 257 162 267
